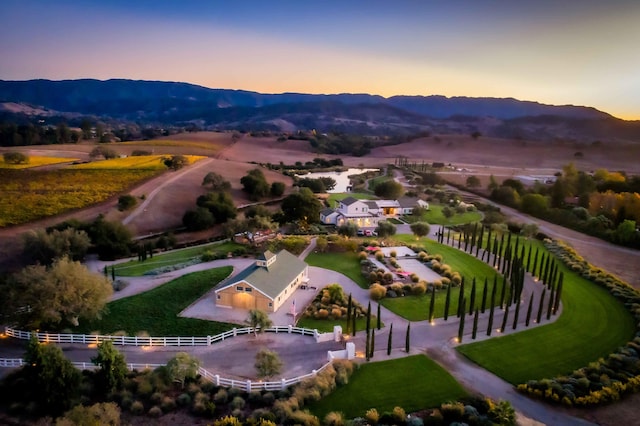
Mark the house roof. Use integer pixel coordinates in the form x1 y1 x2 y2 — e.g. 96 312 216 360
216 250 307 300
321 207 336 216
365 201 379 209
375 200 400 208
340 196 360 206
257 250 276 261
398 197 421 208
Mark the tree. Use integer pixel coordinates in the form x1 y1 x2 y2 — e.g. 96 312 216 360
22 228 90 265
117 194 137 211
280 187 323 225
3 151 29 164
428 286 436 323
166 352 201 389
89 146 117 160
442 206 454 220
87 217 133 260
255 348 283 379
466 175 481 188
241 168 270 200
270 181 285 196
520 193 548 216
163 155 188 171
410 222 430 239
375 221 397 238
405 322 411 353
4 257 112 329
387 323 393 355
337 222 358 238
182 207 215 231
202 172 231 191
488 174 498 191
374 180 404 199
615 219 637 244
246 309 273 337
23 335 81 415
197 191 237 223
91 340 128 393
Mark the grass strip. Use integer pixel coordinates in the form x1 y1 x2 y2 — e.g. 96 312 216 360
114 241 243 277
305 251 369 288
309 355 467 418
77 267 236 336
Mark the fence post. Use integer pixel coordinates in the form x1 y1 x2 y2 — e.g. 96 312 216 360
207 335 211 346
233 328 237 337
288 325 292 334
215 374 220 386
281 378 287 390
312 369 317 376
246 380 252 392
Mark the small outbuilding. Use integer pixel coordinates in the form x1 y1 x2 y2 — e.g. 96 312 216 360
214 250 308 312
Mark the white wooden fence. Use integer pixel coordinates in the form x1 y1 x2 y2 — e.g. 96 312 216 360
0 358 335 392
3 325 330 347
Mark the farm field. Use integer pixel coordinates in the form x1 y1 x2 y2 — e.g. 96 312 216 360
0 168 162 226
0 155 79 168
308 355 468 419
71 154 205 169
77 267 235 336
114 240 243 276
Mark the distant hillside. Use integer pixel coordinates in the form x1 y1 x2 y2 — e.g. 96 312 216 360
0 78 638 142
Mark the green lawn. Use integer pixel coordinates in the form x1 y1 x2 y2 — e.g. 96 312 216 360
368 175 392 191
305 251 369 288
383 235 502 320
404 204 482 225
114 241 244 277
326 192 375 209
297 316 378 333
457 243 636 384
309 355 468 418
77 267 236 336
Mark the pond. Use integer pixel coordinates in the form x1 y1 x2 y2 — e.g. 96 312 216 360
297 168 378 193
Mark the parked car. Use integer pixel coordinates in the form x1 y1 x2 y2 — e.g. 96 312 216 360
364 230 373 236
357 229 365 236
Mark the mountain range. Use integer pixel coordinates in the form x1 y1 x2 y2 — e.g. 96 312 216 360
1 79 638 142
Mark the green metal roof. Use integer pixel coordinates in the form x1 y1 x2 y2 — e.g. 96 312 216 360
216 250 307 300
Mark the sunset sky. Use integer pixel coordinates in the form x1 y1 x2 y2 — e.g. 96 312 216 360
1 0 638 119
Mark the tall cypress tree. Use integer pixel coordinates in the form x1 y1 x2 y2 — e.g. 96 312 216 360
352 307 357 337
428 286 436 323
365 329 371 361
547 283 555 320
370 330 375 359
553 272 564 314
111 266 116 281
512 292 521 330
377 303 381 330
346 294 352 335
476 224 484 257
537 289 546 324
487 302 495 336
525 243 532 271
366 302 371 335
500 304 510 333
387 323 393 356
458 297 466 343
446 228 451 244
481 277 488 313
532 247 539 276
499 277 507 309
525 294 534 327
405 322 411 353
469 278 476 315
444 282 452 321
457 277 466 318
472 308 479 340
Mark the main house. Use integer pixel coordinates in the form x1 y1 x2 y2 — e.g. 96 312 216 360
214 250 308 312
320 196 428 228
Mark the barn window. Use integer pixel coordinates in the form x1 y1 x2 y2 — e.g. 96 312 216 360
217 295 221 300
245 287 252 292
236 286 243 291
269 302 273 307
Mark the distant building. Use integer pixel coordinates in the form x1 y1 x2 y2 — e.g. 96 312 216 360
214 250 308 312
320 196 428 227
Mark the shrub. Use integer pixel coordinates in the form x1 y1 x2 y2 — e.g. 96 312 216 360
325 411 345 426
316 309 329 319
148 405 163 418
365 408 380 425
117 194 137 211
375 251 385 261
230 396 246 410
213 388 228 404
177 393 191 406
130 400 144 415
161 396 176 412
411 273 420 283
370 283 387 300
331 308 342 319
412 282 427 296
390 250 397 258
358 251 368 260
392 406 406 422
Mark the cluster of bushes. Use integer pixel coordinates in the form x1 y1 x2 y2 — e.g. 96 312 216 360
344 397 515 426
265 235 310 255
517 239 640 406
363 247 460 301
302 284 366 320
